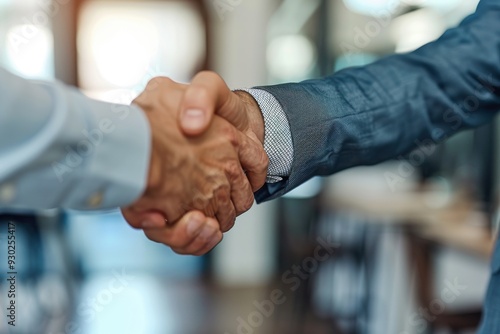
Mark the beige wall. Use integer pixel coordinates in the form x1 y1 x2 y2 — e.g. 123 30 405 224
208 0 280 286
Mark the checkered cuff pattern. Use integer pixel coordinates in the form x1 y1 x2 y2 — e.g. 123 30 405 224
240 88 294 184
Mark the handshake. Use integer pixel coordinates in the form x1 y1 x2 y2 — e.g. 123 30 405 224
121 72 269 256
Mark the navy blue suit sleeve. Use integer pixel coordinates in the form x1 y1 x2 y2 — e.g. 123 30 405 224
255 0 500 203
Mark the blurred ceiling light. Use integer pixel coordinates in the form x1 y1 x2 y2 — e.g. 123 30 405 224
78 1 206 91
391 8 446 53
267 34 316 82
5 24 54 79
90 15 159 87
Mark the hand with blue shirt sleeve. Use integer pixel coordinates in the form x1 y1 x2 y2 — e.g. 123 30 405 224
174 0 500 236
174 71 291 199
122 77 269 255
0 69 269 256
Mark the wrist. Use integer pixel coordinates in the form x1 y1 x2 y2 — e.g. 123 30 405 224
142 110 162 194
233 90 265 145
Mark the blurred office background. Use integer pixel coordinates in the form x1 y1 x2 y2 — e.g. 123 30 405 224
0 0 496 333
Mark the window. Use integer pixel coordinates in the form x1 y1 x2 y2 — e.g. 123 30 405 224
0 0 55 79
77 1 206 103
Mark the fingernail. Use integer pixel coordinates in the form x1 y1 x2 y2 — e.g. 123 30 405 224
198 225 215 241
186 215 204 237
141 220 164 229
182 109 205 130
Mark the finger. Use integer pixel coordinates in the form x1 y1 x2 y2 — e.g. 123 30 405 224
172 219 223 256
129 196 186 226
143 211 216 250
213 186 237 232
121 207 167 229
224 160 255 216
190 231 223 256
133 77 172 106
180 71 249 136
235 130 269 191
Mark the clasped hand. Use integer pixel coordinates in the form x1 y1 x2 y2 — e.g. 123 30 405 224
121 73 268 255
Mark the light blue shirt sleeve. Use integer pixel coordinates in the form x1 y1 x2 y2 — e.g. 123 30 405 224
0 68 151 211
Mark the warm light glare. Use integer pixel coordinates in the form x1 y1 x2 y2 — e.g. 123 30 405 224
78 1 206 92
91 16 159 87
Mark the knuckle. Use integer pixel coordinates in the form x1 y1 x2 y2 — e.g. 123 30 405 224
121 210 141 229
166 207 185 224
146 77 172 91
146 77 161 87
210 72 225 88
222 217 236 232
193 195 216 217
198 70 218 81
244 195 255 211
225 161 242 179
253 157 269 178
143 231 160 244
189 86 210 101
168 235 188 249
146 228 185 249
219 207 236 231
260 151 270 172
221 125 239 147
197 234 222 255
239 195 254 214
215 186 231 204
199 228 217 243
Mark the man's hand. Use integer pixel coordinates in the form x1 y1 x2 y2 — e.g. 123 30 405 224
137 210 224 256
121 77 268 254
179 72 266 179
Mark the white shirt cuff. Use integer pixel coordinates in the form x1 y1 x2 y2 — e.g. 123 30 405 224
240 88 294 184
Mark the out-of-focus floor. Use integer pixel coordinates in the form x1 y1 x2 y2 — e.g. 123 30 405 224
73 276 332 334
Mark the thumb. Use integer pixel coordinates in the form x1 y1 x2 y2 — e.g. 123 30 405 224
121 208 167 229
180 71 248 136
180 108 208 136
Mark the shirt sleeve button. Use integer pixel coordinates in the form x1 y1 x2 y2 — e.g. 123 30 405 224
87 192 104 209
0 184 16 203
